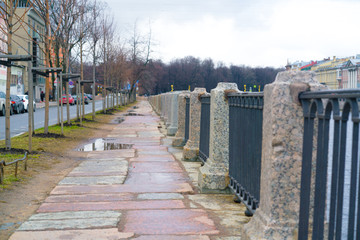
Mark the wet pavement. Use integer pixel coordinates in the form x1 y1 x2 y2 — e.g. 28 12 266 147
9 99 249 240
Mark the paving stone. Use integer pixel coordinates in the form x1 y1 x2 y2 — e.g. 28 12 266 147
18 218 120 231
45 193 135 203
87 150 135 158
51 183 194 195
9 229 134 240
78 160 128 167
137 193 184 200
137 151 170 155
37 200 185 212
133 235 210 240
133 142 160 146
125 172 189 184
67 171 126 177
129 162 183 173
123 209 219 235
188 195 242 211
214 211 249 236
134 146 168 151
71 165 127 174
29 211 121 220
130 155 175 162
59 176 126 185
138 132 163 137
214 237 243 240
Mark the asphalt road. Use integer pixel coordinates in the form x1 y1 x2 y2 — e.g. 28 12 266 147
0 100 105 140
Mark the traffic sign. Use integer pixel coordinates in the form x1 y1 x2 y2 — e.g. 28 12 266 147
69 80 74 86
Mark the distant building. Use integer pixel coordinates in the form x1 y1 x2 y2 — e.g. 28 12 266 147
300 61 317 71
310 56 349 89
0 17 7 93
12 4 45 100
340 57 360 89
290 61 310 71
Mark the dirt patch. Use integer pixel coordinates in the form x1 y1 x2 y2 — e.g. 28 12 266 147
0 106 131 240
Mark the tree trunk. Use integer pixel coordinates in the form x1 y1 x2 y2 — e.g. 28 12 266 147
44 0 51 134
5 4 13 150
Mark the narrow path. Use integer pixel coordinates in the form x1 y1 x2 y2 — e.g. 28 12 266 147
9 100 247 240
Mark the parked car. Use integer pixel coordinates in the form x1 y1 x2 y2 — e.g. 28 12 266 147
0 91 6 116
72 95 89 104
10 95 25 114
18 95 36 112
0 91 14 116
59 94 74 105
85 93 93 100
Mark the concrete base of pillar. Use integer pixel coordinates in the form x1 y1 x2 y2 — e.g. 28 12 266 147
198 162 230 193
172 137 185 147
167 127 178 136
240 208 298 240
182 145 199 161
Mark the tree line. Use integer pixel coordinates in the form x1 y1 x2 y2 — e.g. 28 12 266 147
127 56 283 95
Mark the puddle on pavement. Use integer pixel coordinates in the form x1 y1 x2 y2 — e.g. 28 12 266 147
77 138 133 152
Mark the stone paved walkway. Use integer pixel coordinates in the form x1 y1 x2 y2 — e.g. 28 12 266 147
9 100 249 240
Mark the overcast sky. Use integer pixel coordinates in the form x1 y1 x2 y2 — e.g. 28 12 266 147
105 0 360 68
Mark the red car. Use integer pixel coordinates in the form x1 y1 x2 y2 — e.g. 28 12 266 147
59 94 75 105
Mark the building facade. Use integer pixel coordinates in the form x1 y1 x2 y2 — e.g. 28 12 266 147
311 57 349 89
0 17 7 93
340 59 360 89
12 5 45 100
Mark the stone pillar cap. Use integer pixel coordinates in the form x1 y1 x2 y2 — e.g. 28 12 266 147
214 82 239 91
193 87 207 93
275 71 319 84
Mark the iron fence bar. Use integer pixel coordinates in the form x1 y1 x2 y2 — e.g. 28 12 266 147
184 97 190 143
335 113 350 239
199 95 210 164
347 100 360 239
357 171 360 240
328 107 341 239
312 99 327 240
298 100 315 240
228 94 263 215
299 89 360 99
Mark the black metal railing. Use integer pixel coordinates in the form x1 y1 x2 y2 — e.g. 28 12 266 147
199 94 211 164
298 89 360 240
184 97 190 143
0 152 28 184
228 92 264 215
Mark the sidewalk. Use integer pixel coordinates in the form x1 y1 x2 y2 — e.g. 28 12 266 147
9 99 248 240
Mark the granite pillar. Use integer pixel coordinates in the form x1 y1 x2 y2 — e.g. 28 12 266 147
155 95 160 114
242 71 325 240
165 93 173 127
167 92 181 136
198 82 239 192
161 94 166 121
172 92 190 146
183 88 207 161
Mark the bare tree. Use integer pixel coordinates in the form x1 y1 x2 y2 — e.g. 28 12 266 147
99 12 115 113
0 0 32 149
128 20 153 98
88 0 105 119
